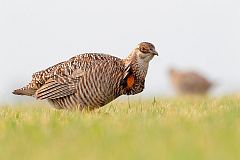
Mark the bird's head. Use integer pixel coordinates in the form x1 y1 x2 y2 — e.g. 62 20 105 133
134 42 158 63
168 68 178 75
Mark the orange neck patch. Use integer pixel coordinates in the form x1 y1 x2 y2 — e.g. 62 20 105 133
127 75 135 89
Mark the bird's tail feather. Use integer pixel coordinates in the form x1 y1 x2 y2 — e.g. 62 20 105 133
12 85 37 96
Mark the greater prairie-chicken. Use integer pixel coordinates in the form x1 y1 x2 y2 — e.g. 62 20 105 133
168 68 212 95
13 42 158 110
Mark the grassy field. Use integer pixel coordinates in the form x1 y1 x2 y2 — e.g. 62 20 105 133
0 96 240 160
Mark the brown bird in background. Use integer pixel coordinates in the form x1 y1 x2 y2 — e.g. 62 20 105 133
168 68 213 95
13 42 158 110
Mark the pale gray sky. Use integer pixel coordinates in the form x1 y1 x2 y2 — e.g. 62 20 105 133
0 0 240 103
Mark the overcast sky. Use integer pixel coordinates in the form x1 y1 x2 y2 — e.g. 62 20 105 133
0 0 239 103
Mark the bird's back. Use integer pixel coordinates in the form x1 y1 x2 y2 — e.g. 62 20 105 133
179 72 211 93
169 70 212 94
33 53 122 86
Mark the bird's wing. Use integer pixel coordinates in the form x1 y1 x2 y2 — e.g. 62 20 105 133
183 73 209 86
32 53 123 99
35 74 80 100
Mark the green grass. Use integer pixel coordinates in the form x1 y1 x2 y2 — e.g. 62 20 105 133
0 96 240 160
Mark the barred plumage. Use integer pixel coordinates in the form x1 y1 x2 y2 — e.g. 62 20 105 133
13 42 158 110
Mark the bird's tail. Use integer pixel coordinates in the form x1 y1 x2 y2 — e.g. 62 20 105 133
12 84 37 96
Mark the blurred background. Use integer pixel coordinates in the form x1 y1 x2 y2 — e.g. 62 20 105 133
0 0 239 103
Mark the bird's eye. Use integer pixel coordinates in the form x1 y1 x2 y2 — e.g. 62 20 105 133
140 47 149 53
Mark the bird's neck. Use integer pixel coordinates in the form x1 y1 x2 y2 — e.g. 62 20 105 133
124 51 149 79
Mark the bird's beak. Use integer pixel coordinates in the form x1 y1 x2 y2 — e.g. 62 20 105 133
152 50 158 56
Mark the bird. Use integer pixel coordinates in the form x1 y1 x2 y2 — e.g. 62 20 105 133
13 42 158 110
168 68 213 95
